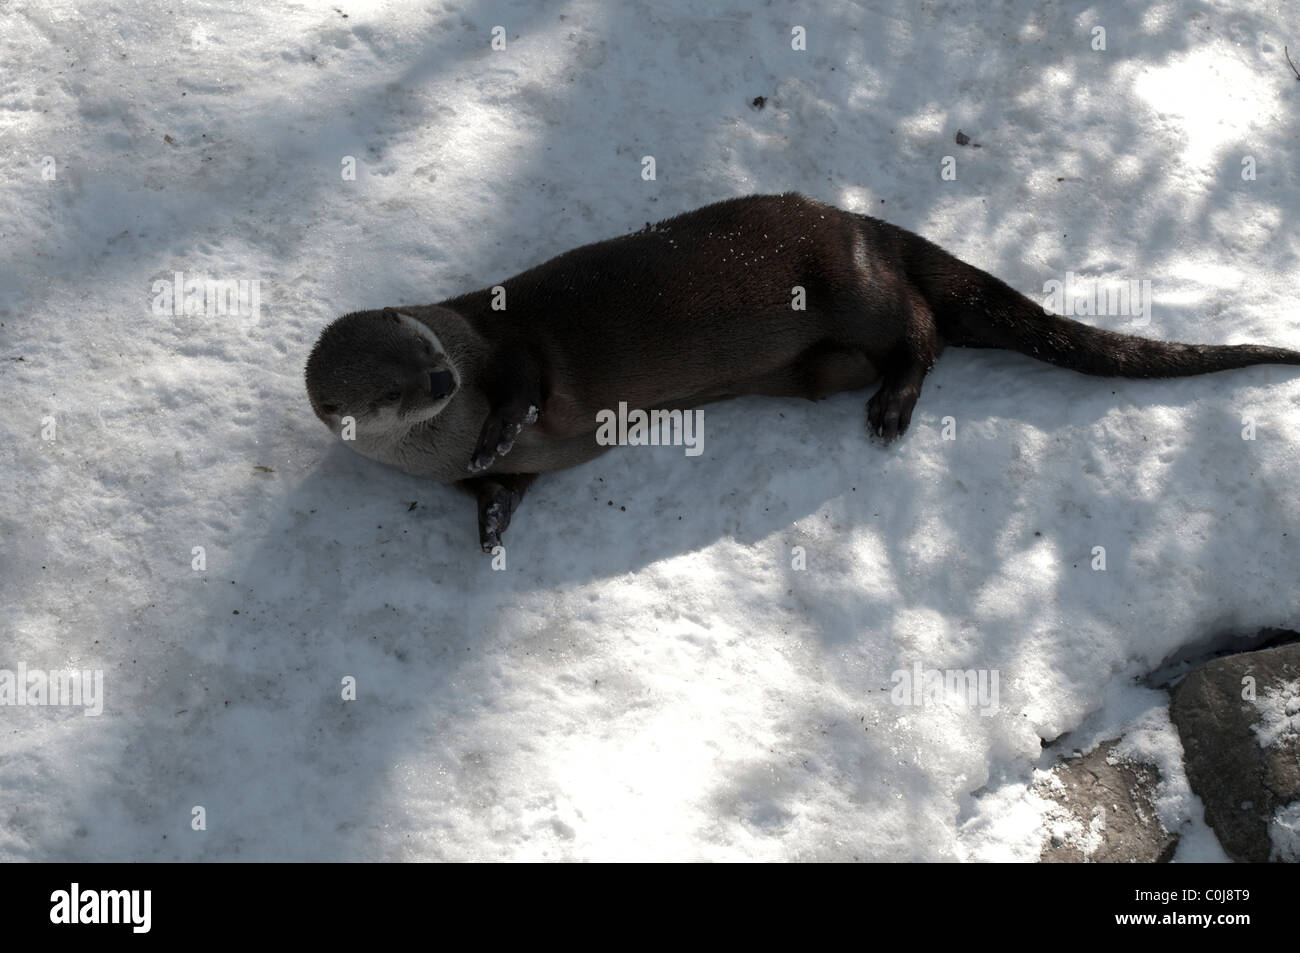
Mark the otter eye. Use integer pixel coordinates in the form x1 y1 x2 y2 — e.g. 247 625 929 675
422 341 433 355
384 390 402 402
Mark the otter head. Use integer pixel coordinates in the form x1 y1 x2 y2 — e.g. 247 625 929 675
305 307 461 440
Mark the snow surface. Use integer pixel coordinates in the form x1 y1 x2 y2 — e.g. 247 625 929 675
1253 677 1300 749
1272 801 1300 862
1252 678 1300 861
2 0 1298 861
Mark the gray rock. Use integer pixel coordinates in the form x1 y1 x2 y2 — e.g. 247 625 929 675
1038 740 1178 863
1169 639 1300 862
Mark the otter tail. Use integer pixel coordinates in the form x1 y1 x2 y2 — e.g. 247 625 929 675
910 240 1300 378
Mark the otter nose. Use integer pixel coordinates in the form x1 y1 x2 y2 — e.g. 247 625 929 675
429 369 456 401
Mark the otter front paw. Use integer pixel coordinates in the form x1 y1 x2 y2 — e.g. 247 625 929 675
468 404 539 472
480 500 510 552
478 485 522 552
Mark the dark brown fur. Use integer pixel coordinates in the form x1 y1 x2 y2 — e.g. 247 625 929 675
307 193 1300 551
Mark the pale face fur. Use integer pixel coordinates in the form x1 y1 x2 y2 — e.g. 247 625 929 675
305 309 461 444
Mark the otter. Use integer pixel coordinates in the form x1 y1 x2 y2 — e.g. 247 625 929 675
305 193 1300 553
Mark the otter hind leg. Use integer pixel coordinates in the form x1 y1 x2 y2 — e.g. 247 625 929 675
866 359 929 442
864 293 941 443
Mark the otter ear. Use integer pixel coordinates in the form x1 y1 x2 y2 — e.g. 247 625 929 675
382 307 402 322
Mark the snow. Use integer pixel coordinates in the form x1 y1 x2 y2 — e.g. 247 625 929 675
1272 801 1300 863
2 0 1298 861
1251 677 1300 750
1252 678 1300 861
